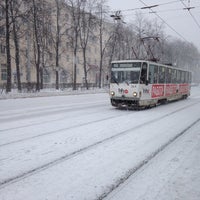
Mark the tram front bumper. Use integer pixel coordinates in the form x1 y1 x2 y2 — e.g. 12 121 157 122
110 97 140 108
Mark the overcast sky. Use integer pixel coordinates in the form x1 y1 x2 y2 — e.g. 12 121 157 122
107 0 200 51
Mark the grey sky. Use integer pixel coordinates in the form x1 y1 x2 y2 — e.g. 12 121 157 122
107 0 200 51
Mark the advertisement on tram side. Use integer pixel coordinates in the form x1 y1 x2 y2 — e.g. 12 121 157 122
151 84 164 98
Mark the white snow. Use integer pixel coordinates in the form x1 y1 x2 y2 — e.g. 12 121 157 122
0 86 200 200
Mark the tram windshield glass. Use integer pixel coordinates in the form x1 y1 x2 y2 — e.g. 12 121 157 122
111 62 141 84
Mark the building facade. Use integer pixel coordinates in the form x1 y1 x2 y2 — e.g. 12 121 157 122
0 0 111 91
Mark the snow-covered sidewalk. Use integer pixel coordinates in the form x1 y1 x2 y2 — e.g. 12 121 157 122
0 88 108 100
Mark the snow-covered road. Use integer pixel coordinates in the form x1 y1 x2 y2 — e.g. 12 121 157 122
0 87 200 200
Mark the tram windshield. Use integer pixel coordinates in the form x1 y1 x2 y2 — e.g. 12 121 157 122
111 62 141 84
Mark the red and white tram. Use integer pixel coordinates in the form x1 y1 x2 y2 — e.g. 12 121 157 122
110 60 192 109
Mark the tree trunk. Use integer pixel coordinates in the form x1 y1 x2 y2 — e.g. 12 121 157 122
32 0 40 91
10 1 21 92
5 0 12 93
99 25 103 88
83 48 88 89
73 49 77 90
55 0 60 90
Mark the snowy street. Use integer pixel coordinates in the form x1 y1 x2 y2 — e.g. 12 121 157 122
0 87 200 200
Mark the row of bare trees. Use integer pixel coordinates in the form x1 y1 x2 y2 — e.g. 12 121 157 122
1 0 113 92
1 0 200 93
110 12 200 82
1 0 53 92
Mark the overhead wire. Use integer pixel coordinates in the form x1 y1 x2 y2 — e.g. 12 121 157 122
180 0 200 30
138 0 189 42
109 0 200 18
119 0 187 12
121 5 200 19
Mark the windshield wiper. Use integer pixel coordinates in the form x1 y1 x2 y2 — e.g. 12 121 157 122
124 80 129 86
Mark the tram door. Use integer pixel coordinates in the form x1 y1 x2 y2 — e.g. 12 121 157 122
140 62 151 100
140 62 148 84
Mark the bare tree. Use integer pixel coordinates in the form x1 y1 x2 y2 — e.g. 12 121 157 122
66 0 84 90
95 0 109 88
31 0 41 91
55 0 61 90
28 0 52 91
10 0 23 92
129 12 165 61
79 0 96 89
5 0 12 92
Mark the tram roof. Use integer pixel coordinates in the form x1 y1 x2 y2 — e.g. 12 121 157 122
111 59 191 72
111 59 146 63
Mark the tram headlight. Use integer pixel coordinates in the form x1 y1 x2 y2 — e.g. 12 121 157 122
133 92 137 97
110 91 115 96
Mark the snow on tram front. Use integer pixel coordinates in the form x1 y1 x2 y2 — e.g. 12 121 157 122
109 60 192 109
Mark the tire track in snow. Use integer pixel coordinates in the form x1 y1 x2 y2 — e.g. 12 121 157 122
0 102 108 123
96 118 200 200
0 101 199 188
1 100 199 148
0 113 131 147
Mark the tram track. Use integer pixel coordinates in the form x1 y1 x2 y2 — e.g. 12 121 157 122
0 113 131 147
0 101 108 123
1 100 200 189
97 118 200 200
0 99 199 148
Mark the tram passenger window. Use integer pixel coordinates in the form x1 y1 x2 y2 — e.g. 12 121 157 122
186 72 189 83
181 71 185 83
158 66 165 83
149 64 158 84
184 72 188 83
189 72 192 83
185 72 189 83
140 62 147 84
188 73 190 84
172 69 177 83
188 72 192 83
166 68 172 83
149 65 154 84
177 70 181 83
185 72 188 83
154 66 158 83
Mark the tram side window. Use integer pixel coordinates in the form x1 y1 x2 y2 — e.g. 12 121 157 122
181 71 185 83
185 72 188 83
184 72 187 83
188 72 192 83
184 71 189 83
172 69 177 83
149 64 158 84
166 68 172 83
177 70 181 83
158 66 166 83
184 71 188 83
